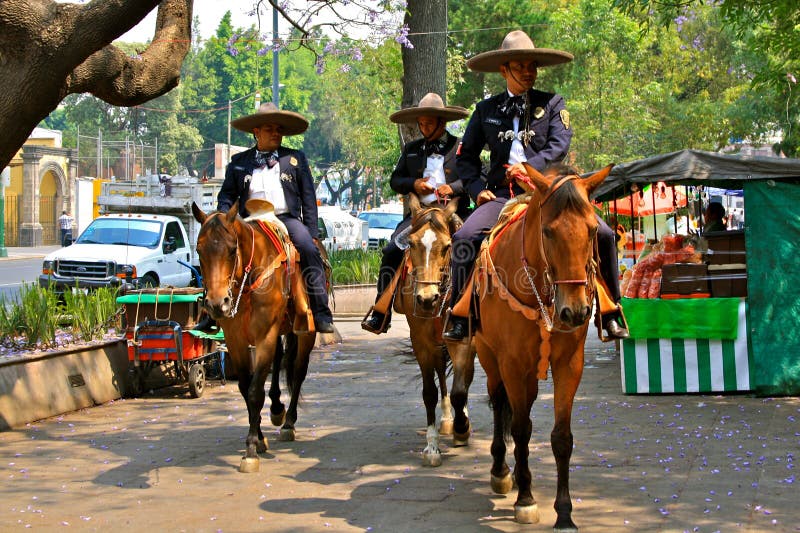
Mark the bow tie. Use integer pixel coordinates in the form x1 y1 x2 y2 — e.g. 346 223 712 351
254 150 278 168
423 139 447 157
499 94 527 118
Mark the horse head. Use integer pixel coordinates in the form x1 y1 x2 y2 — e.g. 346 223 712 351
507 162 613 330
405 193 460 316
192 201 242 320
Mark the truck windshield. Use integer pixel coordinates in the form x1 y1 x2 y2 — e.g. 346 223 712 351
358 212 403 229
76 218 163 248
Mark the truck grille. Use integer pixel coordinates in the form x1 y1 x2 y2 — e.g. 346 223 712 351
56 260 114 279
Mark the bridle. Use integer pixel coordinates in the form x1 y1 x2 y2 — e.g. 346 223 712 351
519 174 597 332
408 206 453 318
201 212 255 318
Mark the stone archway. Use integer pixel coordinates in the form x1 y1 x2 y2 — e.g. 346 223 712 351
19 145 75 246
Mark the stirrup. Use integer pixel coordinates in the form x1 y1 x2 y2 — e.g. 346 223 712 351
442 308 473 343
361 305 390 334
597 303 628 343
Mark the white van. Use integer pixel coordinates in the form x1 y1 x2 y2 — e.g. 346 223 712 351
317 206 369 252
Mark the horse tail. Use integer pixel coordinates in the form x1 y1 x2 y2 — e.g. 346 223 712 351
489 383 513 443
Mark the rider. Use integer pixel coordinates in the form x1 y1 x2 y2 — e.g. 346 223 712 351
361 92 471 334
216 102 334 334
443 30 629 341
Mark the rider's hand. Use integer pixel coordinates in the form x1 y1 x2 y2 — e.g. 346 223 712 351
414 178 435 195
436 184 454 197
476 190 496 206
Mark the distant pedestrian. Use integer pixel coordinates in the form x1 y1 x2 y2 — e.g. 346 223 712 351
58 210 74 246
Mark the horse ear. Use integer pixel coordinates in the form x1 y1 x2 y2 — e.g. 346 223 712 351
444 196 459 217
519 162 549 192
227 201 239 223
191 201 207 224
583 164 614 195
407 192 422 215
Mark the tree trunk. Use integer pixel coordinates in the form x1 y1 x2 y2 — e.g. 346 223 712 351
0 0 193 170
400 0 447 144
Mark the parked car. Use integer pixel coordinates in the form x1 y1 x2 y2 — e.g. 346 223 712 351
358 208 404 250
39 213 193 291
317 206 369 252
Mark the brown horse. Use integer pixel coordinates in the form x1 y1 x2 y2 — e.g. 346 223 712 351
472 163 612 528
191 201 316 474
392 193 473 466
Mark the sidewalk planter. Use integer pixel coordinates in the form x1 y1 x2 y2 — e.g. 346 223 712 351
331 284 374 317
0 338 129 430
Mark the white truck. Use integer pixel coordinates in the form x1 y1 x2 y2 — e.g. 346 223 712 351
39 213 194 291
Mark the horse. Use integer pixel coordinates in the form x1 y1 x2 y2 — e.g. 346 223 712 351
471 162 612 528
392 193 474 467
191 201 317 474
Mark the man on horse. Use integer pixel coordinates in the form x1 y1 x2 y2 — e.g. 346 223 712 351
217 102 334 334
362 92 471 334
443 30 629 341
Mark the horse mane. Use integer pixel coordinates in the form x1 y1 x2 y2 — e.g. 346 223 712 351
411 207 449 234
540 163 594 216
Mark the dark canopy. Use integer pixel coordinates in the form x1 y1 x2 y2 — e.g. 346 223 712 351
592 149 800 202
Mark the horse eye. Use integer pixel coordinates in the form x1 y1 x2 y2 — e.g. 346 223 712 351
542 227 554 239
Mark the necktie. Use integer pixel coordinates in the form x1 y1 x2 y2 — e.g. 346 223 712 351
255 150 279 168
424 139 446 157
499 95 526 118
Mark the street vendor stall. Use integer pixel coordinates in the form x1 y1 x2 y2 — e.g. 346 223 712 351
593 149 800 396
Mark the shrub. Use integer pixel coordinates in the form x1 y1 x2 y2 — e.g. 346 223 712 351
328 249 381 285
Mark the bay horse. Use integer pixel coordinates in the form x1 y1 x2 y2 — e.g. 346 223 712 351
191 201 316 474
473 163 612 528
392 193 474 467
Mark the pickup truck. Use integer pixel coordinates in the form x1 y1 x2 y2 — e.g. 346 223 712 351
39 213 194 291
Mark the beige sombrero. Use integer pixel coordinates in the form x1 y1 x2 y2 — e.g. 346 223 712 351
389 92 469 124
466 30 573 72
231 102 309 135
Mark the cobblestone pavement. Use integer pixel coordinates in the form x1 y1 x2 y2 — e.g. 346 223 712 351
1 319 798 532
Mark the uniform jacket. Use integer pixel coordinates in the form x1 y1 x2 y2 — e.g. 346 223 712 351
456 88 572 201
389 132 471 220
217 145 319 239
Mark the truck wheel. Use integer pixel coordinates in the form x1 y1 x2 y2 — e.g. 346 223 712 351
139 273 158 288
188 363 205 398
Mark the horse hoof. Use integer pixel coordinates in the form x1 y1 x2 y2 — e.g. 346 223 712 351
514 503 539 524
439 418 454 435
453 429 470 447
278 428 295 441
422 451 442 467
256 437 269 453
270 410 286 427
239 456 260 473
554 525 578 533
490 472 513 494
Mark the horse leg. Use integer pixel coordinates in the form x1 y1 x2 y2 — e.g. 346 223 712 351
446 339 475 446
279 332 313 441
549 351 584 532
267 337 287 427
436 346 453 436
506 374 539 524
237 361 270 473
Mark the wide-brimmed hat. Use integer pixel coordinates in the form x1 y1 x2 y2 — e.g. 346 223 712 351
231 102 309 135
466 30 573 73
389 92 469 124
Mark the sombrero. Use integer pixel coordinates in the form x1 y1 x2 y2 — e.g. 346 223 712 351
389 92 469 124
466 30 573 73
231 102 309 135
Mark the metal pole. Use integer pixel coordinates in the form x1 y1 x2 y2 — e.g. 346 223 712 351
0 167 8 257
227 99 232 163
272 6 279 106
97 129 102 178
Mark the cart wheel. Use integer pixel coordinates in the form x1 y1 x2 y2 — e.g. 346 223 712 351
188 363 205 398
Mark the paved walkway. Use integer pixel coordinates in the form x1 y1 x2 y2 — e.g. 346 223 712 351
0 245 60 261
0 319 798 532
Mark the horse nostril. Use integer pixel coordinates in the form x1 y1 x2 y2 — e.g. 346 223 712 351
581 305 591 322
560 308 573 324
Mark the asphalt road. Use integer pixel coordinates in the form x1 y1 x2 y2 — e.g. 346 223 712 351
0 257 45 300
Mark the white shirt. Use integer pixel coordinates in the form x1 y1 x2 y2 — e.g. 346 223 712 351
249 163 288 215
507 91 527 165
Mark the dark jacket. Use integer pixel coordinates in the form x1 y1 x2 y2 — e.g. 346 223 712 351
217 145 319 239
389 132 471 220
456 88 572 201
